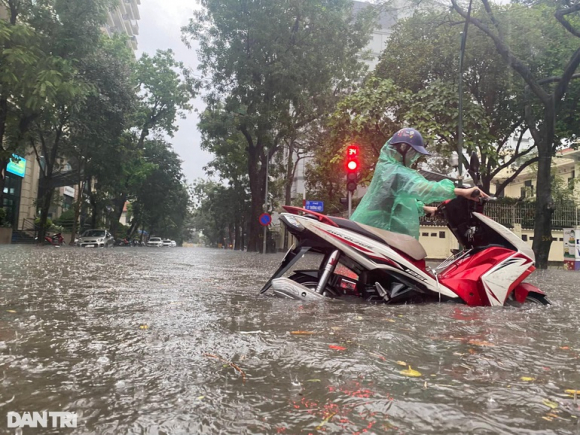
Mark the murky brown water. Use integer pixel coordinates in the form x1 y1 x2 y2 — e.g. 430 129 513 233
1 245 579 434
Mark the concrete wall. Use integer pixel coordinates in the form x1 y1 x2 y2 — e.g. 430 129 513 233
0 228 12 244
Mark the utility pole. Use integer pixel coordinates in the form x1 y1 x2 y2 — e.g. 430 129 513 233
457 0 473 187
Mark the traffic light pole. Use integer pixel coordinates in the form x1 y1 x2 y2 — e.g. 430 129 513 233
263 158 269 254
348 191 352 218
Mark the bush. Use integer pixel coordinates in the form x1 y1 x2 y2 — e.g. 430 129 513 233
34 217 53 229
53 209 76 231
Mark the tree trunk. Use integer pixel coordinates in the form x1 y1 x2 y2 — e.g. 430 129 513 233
247 149 266 252
531 105 555 269
0 158 8 207
109 194 127 237
234 215 241 250
37 182 54 244
70 179 84 244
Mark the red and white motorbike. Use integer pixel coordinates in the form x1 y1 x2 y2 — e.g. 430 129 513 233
259 157 548 306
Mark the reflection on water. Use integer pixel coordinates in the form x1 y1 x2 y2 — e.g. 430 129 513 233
1 245 579 434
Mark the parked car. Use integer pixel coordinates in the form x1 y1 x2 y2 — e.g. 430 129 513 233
78 229 115 248
147 237 163 247
170 240 177 247
162 239 173 247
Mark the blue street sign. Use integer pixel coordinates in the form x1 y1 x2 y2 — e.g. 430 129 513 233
305 201 324 212
259 213 272 227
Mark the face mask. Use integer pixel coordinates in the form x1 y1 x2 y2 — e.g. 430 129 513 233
395 144 420 167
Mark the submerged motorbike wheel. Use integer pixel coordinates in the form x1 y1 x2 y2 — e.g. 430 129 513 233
287 273 335 297
524 293 551 305
506 292 551 306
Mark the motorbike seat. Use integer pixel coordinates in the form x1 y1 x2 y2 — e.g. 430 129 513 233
329 217 427 261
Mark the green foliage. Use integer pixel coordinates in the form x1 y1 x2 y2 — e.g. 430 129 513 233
53 208 75 231
34 217 52 229
184 0 377 250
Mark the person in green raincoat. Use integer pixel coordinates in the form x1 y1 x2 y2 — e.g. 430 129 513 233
350 128 485 239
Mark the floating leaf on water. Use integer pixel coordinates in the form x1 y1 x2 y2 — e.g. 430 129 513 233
520 376 536 382
565 389 580 395
546 413 559 419
329 345 346 351
468 339 495 347
290 331 314 335
331 326 342 331
315 412 336 430
306 379 321 383
139 324 148 330
197 396 205 400
542 416 553 421
400 365 422 377
384 318 396 323
543 399 559 410
396 361 407 367
356 316 363 320
560 346 570 350
6 310 16 314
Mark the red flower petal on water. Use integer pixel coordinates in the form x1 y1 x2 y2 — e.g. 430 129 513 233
329 345 346 351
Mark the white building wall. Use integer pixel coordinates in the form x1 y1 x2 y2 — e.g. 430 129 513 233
105 0 141 50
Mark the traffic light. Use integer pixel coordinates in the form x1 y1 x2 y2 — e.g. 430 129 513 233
345 144 360 193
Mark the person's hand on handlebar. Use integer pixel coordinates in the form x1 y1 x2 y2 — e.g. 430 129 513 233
454 186 489 201
423 206 438 217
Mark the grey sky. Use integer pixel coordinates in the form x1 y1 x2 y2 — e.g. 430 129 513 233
136 0 211 185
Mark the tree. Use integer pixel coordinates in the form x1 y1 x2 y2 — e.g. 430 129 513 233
374 9 543 194
3 0 114 242
451 0 580 268
108 49 196 236
130 139 190 242
197 106 251 250
184 0 377 252
65 35 137 242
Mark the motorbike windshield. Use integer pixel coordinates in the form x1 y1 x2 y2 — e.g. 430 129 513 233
350 141 456 239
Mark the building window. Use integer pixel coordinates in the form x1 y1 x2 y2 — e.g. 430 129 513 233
522 180 534 198
439 231 445 238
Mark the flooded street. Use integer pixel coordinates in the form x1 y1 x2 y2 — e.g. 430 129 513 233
1 245 580 434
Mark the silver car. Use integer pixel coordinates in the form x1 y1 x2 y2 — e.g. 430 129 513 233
78 229 115 248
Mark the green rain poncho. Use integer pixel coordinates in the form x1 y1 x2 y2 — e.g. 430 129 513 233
350 141 456 239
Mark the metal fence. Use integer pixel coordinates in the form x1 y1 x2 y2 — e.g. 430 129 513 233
421 202 580 230
477 203 580 230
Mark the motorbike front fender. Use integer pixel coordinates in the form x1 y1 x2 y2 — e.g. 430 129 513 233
512 282 545 303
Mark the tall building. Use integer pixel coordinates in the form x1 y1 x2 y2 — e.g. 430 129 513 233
105 0 141 50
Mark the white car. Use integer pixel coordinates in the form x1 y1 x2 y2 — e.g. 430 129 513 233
147 237 163 247
170 240 177 247
162 239 172 247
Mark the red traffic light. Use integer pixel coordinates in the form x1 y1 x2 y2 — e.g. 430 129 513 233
346 144 360 173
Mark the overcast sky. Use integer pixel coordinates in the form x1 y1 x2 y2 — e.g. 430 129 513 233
136 0 211 185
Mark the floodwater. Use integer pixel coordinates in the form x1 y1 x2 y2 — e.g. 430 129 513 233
0 245 579 435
